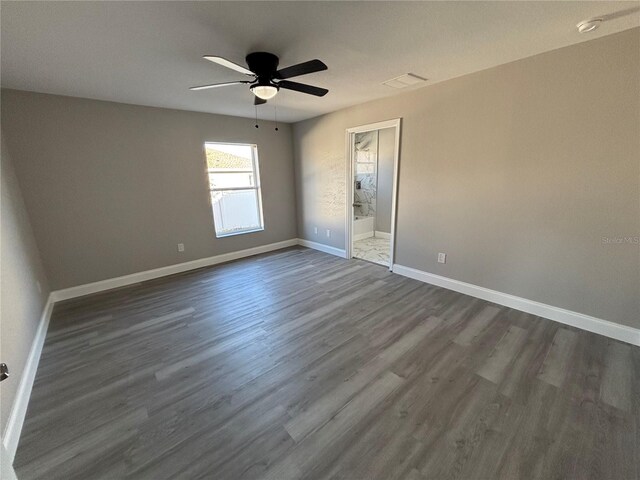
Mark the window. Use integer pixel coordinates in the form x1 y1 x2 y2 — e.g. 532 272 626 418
205 142 264 237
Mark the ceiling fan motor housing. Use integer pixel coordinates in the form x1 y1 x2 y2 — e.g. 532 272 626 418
246 52 280 80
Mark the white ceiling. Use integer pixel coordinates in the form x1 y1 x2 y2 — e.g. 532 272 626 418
2 1 638 123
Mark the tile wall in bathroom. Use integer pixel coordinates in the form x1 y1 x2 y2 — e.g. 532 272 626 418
354 130 377 218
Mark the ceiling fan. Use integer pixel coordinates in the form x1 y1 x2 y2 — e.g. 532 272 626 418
190 52 328 105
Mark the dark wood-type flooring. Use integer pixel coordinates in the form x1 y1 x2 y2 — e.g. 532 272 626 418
14 247 639 479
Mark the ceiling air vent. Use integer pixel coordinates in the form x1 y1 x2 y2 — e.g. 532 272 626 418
382 73 428 89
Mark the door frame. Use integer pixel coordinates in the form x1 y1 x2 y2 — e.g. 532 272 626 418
345 118 402 270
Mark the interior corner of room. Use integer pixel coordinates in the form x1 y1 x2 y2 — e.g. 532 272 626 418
1 2 639 479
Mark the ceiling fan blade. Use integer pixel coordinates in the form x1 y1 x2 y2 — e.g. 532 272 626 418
254 96 267 106
275 59 327 80
189 81 251 91
277 80 328 97
203 56 255 76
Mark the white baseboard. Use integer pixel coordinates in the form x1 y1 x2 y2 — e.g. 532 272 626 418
353 232 373 241
2 293 55 462
297 238 348 258
52 239 299 302
374 231 391 240
393 264 640 346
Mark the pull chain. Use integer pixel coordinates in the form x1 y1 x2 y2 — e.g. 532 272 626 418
254 105 259 129
274 102 279 132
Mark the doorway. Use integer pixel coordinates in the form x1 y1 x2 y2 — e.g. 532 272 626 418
345 119 401 269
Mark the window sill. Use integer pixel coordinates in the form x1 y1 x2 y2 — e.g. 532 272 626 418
215 227 264 239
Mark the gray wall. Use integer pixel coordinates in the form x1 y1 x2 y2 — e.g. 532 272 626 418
375 127 394 234
1 90 298 290
1 132 50 435
293 28 640 328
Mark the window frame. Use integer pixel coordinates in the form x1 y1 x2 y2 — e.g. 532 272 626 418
204 142 265 238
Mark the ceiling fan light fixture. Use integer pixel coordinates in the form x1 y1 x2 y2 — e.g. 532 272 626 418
251 84 279 100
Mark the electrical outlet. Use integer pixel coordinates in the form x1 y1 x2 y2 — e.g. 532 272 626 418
177 243 185 253
314 227 318 235
438 253 446 264
326 229 331 238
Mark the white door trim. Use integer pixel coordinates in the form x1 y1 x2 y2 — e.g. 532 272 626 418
345 118 402 270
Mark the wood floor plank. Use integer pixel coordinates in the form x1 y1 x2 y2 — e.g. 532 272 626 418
12 247 639 480
499 320 557 401
577 404 637 480
537 327 578 388
493 380 559 479
154 325 266 381
476 325 528 384
453 305 501 346
600 340 633 412
89 307 195 345
417 376 503 478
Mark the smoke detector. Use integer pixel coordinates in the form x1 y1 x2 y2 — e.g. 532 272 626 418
577 18 602 33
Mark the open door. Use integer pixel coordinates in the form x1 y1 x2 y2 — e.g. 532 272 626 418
345 119 401 270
